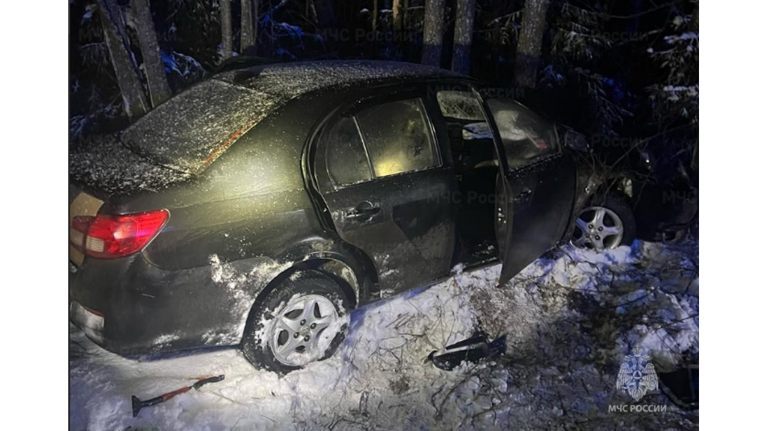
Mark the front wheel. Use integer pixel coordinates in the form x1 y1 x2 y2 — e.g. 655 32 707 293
572 195 636 250
241 270 351 374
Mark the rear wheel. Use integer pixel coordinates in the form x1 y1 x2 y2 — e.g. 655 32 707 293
572 195 636 250
241 270 351 374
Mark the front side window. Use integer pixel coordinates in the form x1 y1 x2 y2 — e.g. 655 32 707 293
487 98 558 168
436 90 486 121
318 97 440 188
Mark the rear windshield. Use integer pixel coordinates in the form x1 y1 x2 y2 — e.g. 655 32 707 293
121 79 279 173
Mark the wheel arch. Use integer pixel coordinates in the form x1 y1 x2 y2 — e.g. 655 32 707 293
562 169 636 244
237 245 378 345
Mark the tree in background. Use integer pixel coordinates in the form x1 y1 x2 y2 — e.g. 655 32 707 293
647 0 699 126
515 0 551 88
645 0 699 170
220 0 233 59
130 0 171 107
372 0 379 31
70 0 699 162
314 0 337 29
422 0 445 67
452 0 476 75
392 0 404 33
241 0 258 53
95 0 149 120
545 1 629 135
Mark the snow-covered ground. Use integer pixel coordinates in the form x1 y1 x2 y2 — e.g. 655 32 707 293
70 240 698 430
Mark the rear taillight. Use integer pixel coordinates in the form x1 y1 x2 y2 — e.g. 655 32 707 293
70 210 169 259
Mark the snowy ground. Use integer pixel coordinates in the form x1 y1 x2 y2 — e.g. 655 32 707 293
70 240 699 430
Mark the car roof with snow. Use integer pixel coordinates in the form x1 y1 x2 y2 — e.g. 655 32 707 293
214 60 467 97
118 60 468 175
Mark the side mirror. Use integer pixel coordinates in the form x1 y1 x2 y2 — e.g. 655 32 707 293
563 130 590 152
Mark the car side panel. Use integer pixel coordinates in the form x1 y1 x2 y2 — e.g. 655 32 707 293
69 235 374 355
310 87 458 295
69 97 380 354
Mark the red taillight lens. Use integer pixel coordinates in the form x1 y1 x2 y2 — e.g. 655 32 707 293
70 210 169 259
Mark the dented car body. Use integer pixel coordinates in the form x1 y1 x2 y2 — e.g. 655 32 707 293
69 61 584 358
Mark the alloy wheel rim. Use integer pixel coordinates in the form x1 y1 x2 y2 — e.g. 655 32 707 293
269 294 340 367
572 206 624 250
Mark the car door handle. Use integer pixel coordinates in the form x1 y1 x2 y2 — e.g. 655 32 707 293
345 202 380 220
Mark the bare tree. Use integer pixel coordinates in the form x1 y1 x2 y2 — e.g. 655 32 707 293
372 0 379 31
130 0 171 107
241 0 257 53
422 0 445 67
393 0 403 33
451 0 476 74
220 0 233 59
96 0 149 120
514 0 551 88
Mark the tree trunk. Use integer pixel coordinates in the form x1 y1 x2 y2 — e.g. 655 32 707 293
307 0 318 25
220 0 233 59
421 0 445 67
372 0 378 31
403 0 409 30
628 0 643 33
130 0 171 107
514 0 551 89
96 0 149 120
253 0 259 48
393 0 403 33
241 0 256 53
451 0 475 75
315 0 337 28
689 0 698 32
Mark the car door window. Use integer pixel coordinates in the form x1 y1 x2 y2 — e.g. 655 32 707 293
318 97 440 189
355 98 439 178
487 98 558 168
436 91 486 121
321 116 372 187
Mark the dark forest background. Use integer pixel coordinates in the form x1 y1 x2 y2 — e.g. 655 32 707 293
68 0 698 169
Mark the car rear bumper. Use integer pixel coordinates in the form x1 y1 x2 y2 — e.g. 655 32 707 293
69 301 105 345
68 254 250 356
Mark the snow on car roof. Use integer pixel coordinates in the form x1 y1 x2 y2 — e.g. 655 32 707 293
215 60 465 98
121 79 280 174
120 61 463 175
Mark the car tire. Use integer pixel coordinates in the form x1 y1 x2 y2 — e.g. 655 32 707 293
241 270 351 374
572 195 636 250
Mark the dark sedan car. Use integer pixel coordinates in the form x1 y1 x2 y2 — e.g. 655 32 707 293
69 60 627 373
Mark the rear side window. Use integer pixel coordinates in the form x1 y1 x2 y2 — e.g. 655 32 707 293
318 98 440 188
355 99 438 178
323 117 372 186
